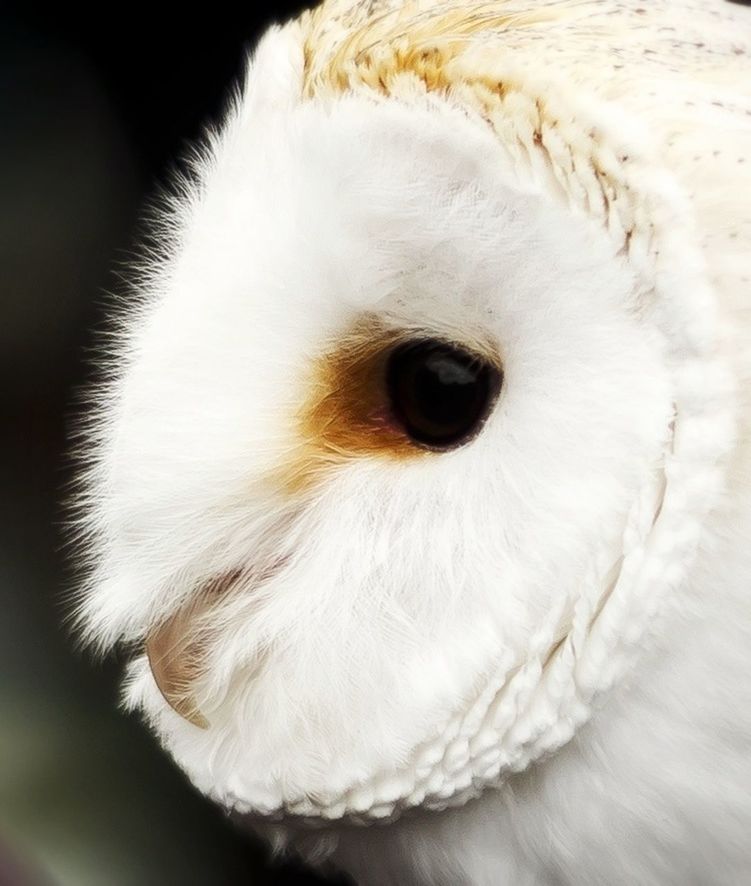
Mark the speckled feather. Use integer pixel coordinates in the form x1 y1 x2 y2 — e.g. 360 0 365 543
299 0 751 303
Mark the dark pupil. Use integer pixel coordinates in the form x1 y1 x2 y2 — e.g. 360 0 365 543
386 339 502 450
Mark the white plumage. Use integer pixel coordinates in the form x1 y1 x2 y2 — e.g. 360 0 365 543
75 0 751 883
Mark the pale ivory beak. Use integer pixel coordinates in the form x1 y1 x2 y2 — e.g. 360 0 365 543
146 598 212 729
145 570 246 729
144 561 284 729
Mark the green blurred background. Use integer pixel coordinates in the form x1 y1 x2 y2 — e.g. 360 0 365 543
0 5 345 883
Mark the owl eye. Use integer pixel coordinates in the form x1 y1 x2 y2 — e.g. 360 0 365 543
386 339 502 450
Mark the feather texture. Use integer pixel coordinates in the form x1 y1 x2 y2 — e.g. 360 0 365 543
73 1 751 883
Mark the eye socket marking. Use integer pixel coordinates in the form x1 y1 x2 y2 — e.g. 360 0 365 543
386 339 503 451
287 319 503 493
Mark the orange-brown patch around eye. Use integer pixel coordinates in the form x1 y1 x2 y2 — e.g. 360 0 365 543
279 315 502 495
278 319 425 495
305 321 417 456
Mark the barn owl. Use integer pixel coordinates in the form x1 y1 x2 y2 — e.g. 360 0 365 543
74 0 751 883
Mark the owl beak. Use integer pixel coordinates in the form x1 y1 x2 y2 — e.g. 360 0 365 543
145 597 213 729
144 557 288 728
144 569 246 729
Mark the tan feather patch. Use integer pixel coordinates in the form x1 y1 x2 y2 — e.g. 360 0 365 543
276 315 502 495
277 318 426 495
299 0 654 267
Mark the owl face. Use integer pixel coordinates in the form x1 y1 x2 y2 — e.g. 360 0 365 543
80 30 678 821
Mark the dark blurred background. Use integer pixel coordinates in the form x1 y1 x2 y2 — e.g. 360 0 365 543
0 4 346 883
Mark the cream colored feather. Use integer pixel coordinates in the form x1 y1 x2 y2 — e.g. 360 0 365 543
75 1 751 883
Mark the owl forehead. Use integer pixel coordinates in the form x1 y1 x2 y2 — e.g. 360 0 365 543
205 96 518 295
206 96 630 362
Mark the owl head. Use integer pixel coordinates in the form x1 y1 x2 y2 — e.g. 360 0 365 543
75 23 733 824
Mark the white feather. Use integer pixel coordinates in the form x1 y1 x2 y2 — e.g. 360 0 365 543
74 1 751 883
